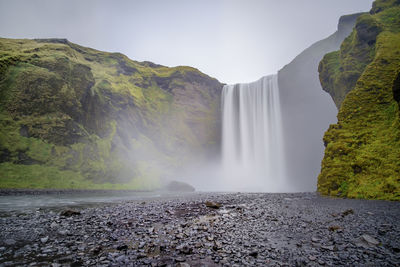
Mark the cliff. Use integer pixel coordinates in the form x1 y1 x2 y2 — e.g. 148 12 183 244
278 13 363 191
0 38 223 189
318 0 400 200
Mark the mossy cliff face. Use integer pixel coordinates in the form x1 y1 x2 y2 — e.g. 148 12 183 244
318 0 400 200
0 38 222 189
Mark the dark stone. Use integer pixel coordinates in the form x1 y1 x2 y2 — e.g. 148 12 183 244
328 225 342 232
140 61 164 68
205 201 221 209
355 15 382 45
177 244 193 255
352 164 362 174
17 151 42 165
117 244 128 251
249 250 258 257
19 125 29 137
342 209 354 217
0 149 11 163
71 261 83 267
393 72 400 103
4 239 16 246
60 209 81 217
117 59 138 76
34 38 69 44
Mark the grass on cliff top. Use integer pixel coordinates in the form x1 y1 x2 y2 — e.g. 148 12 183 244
0 37 210 112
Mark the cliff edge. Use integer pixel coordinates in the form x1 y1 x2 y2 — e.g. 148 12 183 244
318 0 400 200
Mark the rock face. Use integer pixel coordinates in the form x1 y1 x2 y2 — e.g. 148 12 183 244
277 13 363 191
318 0 400 200
0 38 223 189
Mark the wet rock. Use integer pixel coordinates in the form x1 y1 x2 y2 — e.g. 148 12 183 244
177 244 193 255
205 201 221 209
139 242 146 249
1 192 399 266
90 245 102 254
321 245 335 251
155 256 174 266
311 236 321 243
117 244 128 250
58 229 68 236
342 209 354 217
60 209 81 217
361 234 380 246
116 255 126 262
328 225 342 231
249 250 258 257
175 256 185 262
4 239 16 246
137 253 147 259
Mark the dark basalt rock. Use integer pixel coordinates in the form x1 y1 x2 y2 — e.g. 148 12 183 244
60 209 81 217
0 149 11 163
355 15 382 45
17 151 42 165
205 201 221 209
1 192 400 266
393 72 400 103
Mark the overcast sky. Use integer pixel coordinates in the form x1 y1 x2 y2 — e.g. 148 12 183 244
0 0 373 84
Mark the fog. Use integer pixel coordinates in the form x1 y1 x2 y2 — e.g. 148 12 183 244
0 0 373 84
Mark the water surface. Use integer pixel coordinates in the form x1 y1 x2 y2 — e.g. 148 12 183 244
0 190 194 214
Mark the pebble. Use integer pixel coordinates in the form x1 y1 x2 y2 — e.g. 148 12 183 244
361 234 380 246
0 192 399 266
4 239 16 246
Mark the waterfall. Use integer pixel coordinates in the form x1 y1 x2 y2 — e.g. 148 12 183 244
221 74 287 192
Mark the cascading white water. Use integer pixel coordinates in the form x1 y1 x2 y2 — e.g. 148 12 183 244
221 74 287 192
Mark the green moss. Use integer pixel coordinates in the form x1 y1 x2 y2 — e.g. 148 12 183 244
319 13 381 108
370 0 400 14
0 37 222 190
318 1 400 200
0 162 156 190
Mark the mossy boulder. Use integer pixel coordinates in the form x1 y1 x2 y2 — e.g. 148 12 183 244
318 0 400 200
0 38 223 190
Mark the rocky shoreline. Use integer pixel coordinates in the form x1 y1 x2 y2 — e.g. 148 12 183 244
0 189 151 196
0 192 399 266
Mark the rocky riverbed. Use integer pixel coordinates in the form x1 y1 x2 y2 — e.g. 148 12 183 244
0 192 399 266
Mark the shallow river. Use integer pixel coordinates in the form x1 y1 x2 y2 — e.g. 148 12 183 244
0 191 194 214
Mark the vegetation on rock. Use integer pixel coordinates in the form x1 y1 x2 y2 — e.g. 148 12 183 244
0 38 222 190
318 0 400 200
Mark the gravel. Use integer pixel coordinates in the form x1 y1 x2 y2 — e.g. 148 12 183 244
0 192 399 266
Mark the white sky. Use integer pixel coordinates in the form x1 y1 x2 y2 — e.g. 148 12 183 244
0 0 373 84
